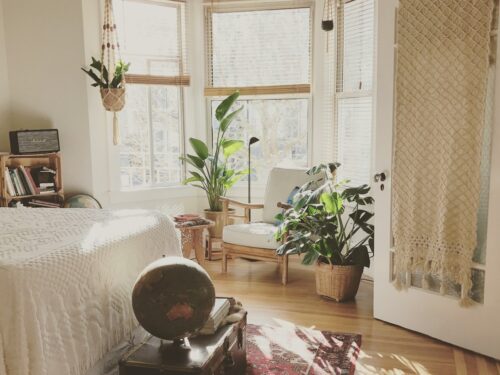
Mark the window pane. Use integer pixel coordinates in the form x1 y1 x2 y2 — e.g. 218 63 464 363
337 0 374 92
210 8 311 87
116 0 183 76
337 97 372 186
211 98 309 184
120 85 182 189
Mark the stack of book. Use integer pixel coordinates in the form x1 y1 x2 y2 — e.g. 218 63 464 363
3 166 56 197
198 298 231 335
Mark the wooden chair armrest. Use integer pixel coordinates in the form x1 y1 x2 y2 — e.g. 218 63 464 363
219 197 264 210
277 201 292 210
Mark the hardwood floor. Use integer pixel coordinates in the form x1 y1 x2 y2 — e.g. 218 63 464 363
204 257 500 375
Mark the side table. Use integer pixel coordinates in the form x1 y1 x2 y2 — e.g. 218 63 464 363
175 221 214 265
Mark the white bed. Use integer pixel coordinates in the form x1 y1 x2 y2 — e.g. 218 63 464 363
0 208 181 375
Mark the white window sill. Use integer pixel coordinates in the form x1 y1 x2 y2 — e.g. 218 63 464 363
109 185 201 205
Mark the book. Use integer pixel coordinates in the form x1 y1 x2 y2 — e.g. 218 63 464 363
3 168 15 196
29 199 60 208
9 170 19 196
24 166 40 194
13 169 26 195
19 166 36 195
16 168 31 196
198 298 231 335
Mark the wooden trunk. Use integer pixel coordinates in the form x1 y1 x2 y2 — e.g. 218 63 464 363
119 314 246 375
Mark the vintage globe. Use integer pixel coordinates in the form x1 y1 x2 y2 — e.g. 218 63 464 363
132 257 215 341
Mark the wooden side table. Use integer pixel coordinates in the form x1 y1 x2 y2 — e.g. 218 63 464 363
175 222 214 266
206 236 223 261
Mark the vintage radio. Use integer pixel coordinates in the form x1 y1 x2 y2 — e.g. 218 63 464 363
9 129 60 155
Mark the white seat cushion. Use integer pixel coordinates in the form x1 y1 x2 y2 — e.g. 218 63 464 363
223 223 279 249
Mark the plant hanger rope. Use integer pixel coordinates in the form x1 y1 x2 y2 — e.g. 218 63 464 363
100 0 126 145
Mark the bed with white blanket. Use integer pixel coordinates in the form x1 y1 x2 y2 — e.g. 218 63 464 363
0 208 181 375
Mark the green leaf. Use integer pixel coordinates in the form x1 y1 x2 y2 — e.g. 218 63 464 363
347 245 370 267
302 249 319 265
220 107 243 132
222 139 244 159
215 91 239 121
183 176 203 184
320 192 343 214
189 138 209 160
186 154 205 169
81 67 104 87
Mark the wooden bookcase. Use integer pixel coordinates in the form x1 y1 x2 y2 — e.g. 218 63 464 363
0 153 64 207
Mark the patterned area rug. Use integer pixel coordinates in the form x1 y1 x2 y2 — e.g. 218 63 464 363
246 323 361 375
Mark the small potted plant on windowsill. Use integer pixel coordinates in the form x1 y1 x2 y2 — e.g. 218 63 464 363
275 163 374 302
181 91 248 238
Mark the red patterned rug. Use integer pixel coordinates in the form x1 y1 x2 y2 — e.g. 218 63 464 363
246 323 361 375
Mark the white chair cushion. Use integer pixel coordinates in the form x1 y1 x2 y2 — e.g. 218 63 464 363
223 223 279 249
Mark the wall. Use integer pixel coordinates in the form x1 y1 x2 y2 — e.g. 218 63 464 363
0 0 10 151
1 0 94 194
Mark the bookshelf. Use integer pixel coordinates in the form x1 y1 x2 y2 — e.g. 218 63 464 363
0 153 64 207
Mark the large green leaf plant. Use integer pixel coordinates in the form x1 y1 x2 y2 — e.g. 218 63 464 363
181 92 248 211
275 163 374 267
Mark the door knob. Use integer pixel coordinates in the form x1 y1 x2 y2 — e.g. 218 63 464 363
374 172 386 183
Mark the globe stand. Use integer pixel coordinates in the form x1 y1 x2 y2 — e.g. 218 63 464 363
159 337 191 355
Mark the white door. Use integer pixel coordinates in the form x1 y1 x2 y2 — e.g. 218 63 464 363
373 0 500 359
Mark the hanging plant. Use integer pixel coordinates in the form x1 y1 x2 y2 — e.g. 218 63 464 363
81 0 129 145
81 57 129 89
322 0 334 31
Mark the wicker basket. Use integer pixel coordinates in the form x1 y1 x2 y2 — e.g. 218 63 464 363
100 88 126 112
315 263 363 302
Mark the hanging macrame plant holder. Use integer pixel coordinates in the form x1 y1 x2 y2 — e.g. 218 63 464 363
322 0 334 53
322 0 334 31
100 0 125 145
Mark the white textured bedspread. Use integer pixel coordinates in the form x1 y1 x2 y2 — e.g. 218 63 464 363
0 208 181 375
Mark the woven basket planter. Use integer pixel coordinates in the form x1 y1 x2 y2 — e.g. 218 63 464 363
315 263 363 302
100 88 126 112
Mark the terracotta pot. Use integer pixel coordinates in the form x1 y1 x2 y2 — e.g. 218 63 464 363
315 263 363 302
203 209 234 238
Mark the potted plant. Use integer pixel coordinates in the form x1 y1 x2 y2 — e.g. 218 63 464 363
275 163 374 301
81 57 130 111
181 92 248 237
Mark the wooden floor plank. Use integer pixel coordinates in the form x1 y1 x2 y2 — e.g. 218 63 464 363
205 258 499 375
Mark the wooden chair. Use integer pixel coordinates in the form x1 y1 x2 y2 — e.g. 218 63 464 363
220 167 317 285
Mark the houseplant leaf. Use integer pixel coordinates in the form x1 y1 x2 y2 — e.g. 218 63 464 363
222 139 244 159
220 107 243 132
215 91 239 121
189 138 209 160
320 192 343 214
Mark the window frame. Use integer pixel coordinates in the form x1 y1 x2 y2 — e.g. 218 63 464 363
203 0 315 187
113 0 189 191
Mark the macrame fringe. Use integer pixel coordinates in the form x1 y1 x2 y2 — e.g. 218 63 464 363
113 112 120 145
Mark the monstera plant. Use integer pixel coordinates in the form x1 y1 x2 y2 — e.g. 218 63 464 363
275 163 374 301
181 92 248 236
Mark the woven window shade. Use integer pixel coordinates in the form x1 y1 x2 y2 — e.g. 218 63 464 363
204 0 312 96
115 0 190 86
334 0 374 185
336 0 374 92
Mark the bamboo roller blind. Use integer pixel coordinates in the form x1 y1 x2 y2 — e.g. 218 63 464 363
204 0 313 96
116 0 190 87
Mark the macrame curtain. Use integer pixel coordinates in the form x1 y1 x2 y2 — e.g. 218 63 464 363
392 0 496 306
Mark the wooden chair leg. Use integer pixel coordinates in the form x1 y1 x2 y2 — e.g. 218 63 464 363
222 245 228 273
281 255 289 285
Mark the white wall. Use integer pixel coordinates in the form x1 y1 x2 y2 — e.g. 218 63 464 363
1 0 94 194
0 0 10 152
